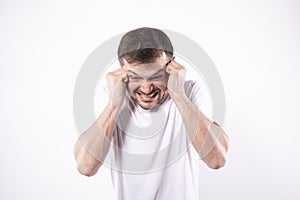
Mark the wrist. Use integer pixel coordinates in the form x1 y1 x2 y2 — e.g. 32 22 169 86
108 98 123 113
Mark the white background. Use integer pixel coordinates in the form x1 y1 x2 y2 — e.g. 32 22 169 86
1 0 300 199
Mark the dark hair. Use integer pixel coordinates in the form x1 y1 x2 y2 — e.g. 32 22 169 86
118 27 173 65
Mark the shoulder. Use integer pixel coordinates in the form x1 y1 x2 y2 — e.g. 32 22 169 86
184 80 205 97
184 80 212 120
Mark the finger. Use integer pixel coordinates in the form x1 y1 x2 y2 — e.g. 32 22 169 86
169 59 185 70
108 68 128 82
118 71 128 83
111 68 128 77
165 56 175 67
122 58 130 70
112 67 126 73
166 64 176 74
123 73 129 83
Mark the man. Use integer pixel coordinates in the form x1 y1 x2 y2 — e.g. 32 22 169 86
74 27 229 200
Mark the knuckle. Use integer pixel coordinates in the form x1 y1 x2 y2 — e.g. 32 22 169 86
106 72 114 77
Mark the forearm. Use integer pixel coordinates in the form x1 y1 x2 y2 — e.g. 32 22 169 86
74 103 119 176
171 93 229 169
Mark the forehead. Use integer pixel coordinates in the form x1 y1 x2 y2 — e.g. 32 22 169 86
127 60 166 75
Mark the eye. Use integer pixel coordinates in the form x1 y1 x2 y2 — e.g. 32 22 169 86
129 76 142 81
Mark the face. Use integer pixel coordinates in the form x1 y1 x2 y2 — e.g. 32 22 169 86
125 57 170 110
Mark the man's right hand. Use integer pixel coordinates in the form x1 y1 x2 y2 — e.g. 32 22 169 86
106 68 128 109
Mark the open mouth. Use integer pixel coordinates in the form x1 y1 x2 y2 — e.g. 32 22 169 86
135 89 161 102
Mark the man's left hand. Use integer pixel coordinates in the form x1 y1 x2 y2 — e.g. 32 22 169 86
166 59 186 99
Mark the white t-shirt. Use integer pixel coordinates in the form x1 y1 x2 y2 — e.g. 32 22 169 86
95 80 212 200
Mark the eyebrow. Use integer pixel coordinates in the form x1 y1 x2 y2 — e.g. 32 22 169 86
150 69 165 77
127 70 139 76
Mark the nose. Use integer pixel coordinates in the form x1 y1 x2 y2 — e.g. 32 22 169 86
140 82 153 94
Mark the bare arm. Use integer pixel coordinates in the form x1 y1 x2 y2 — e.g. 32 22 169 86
73 68 127 176
170 93 229 169
73 103 119 176
166 59 229 169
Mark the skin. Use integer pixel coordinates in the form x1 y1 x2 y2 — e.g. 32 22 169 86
125 57 170 110
73 54 229 176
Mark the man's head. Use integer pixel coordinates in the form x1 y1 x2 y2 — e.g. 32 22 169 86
118 27 173 65
117 27 174 109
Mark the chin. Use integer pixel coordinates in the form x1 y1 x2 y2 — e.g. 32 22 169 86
137 101 159 110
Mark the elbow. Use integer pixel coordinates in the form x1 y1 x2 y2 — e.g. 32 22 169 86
77 164 99 177
206 156 226 170
75 155 101 177
204 129 230 170
201 148 229 170
202 150 227 170
73 140 101 177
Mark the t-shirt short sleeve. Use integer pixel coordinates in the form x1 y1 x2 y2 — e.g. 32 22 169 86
184 80 213 121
